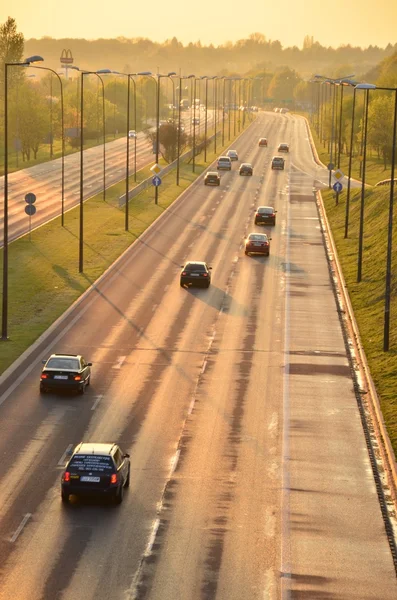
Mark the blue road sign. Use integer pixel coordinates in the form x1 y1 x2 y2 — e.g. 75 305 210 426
152 176 162 187
25 204 36 216
333 181 343 193
25 192 36 204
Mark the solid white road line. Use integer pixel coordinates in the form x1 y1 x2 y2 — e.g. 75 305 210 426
10 513 32 543
91 394 104 411
58 444 73 466
112 356 126 369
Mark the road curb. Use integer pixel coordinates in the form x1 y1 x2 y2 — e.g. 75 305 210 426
299 114 366 186
316 189 397 512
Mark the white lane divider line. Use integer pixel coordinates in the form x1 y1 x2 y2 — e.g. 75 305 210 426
10 513 32 543
201 360 207 374
112 356 126 369
58 444 73 466
152 304 158 313
164 284 169 292
144 518 160 557
170 449 180 476
91 394 104 411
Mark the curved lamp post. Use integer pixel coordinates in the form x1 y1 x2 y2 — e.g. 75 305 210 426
2 55 44 340
176 75 194 185
27 65 66 225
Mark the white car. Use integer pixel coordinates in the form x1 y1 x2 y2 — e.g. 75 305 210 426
128 130 137 139
217 156 232 171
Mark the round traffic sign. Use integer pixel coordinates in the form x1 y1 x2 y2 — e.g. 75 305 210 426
25 192 36 204
333 181 343 193
25 204 36 216
327 163 334 171
152 176 162 187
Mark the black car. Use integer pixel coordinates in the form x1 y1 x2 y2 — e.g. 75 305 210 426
254 206 277 226
239 163 253 176
180 261 212 288
204 171 221 186
61 442 130 504
40 353 92 395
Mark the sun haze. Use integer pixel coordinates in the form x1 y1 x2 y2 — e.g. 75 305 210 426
1 0 396 48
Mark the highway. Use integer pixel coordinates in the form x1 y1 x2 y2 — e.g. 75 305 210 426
0 111 395 600
0 109 218 243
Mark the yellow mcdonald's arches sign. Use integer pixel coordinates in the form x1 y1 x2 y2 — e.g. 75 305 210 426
60 49 73 64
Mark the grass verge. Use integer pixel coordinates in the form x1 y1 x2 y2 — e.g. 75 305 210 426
0 120 254 374
321 186 397 456
309 124 392 186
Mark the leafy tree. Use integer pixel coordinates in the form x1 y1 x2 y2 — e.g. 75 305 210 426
367 94 395 168
267 68 301 104
146 123 188 163
11 82 47 160
0 17 24 96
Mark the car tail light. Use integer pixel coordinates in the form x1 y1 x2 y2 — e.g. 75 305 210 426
110 473 118 484
203 273 208 277
63 472 70 482
40 374 48 379
74 375 82 381
182 272 187 276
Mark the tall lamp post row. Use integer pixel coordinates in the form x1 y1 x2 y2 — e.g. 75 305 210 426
2 61 256 340
311 76 397 352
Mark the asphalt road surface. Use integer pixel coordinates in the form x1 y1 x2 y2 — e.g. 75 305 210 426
0 109 218 243
0 112 395 600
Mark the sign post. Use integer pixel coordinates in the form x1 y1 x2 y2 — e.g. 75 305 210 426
25 193 37 241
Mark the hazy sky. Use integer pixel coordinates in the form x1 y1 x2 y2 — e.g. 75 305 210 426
2 0 396 48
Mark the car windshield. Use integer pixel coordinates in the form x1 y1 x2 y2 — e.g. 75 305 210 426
185 264 206 272
258 208 274 214
46 357 80 370
248 234 267 241
69 454 113 473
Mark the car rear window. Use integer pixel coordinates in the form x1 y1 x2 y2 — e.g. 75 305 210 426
47 358 80 370
249 234 267 241
186 264 206 272
69 454 114 472
258 208 273 214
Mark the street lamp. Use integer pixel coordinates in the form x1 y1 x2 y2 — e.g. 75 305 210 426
27 65 66 226
140 72 176 204
356 83 375 283
2 54 44 340
383 86 397 351
176 75 194 185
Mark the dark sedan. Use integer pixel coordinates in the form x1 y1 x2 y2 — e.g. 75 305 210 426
244 233 271 256
254 206 277 226
204 171 221 186
61 442 130 505
239 163 253 176
40 353 92 395
180 261 212 288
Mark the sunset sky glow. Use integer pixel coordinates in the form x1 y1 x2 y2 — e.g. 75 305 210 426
1 0 396 48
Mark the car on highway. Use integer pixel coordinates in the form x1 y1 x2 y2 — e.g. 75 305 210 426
128 130 137 139
204 171 221 186
192 117 200 125
40 353 92 395
217 156 232 171
277 143 289 152
254 206 277 226
258 138 268 147
227 149 239 161
271 156 285 170
61 442 130 505
239 163 253 176
244 233 271 256
180 261 212 288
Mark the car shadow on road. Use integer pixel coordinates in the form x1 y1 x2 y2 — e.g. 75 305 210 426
182 284 250 318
